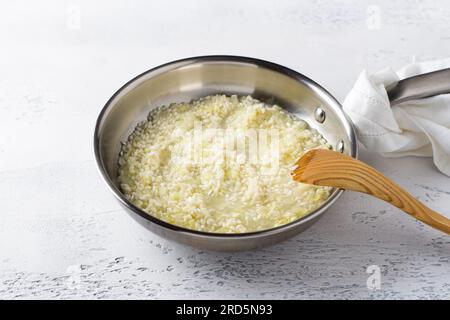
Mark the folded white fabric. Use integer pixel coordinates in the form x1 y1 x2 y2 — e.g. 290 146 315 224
343 58 450 176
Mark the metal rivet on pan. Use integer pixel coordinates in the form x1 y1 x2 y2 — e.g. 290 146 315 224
314 107 326 123
336 140 345 153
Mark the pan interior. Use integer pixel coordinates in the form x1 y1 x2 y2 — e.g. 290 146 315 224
95 57 356 236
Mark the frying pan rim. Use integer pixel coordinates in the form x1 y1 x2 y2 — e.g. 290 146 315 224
93 55 358 239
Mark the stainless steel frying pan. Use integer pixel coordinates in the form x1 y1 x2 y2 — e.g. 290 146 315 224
94 56 450 251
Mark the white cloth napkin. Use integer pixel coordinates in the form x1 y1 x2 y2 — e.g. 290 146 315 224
343 58 450 176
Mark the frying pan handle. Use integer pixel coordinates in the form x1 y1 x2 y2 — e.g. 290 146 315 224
387 68 450 106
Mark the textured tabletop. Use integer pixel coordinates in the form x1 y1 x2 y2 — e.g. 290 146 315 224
0 0 449 299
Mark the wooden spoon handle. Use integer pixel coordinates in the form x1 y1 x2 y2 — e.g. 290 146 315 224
292 149 450 234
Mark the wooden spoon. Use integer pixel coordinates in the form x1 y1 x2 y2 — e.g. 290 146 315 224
292 149 450 234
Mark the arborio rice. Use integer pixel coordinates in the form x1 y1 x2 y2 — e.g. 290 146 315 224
118 95 331 233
